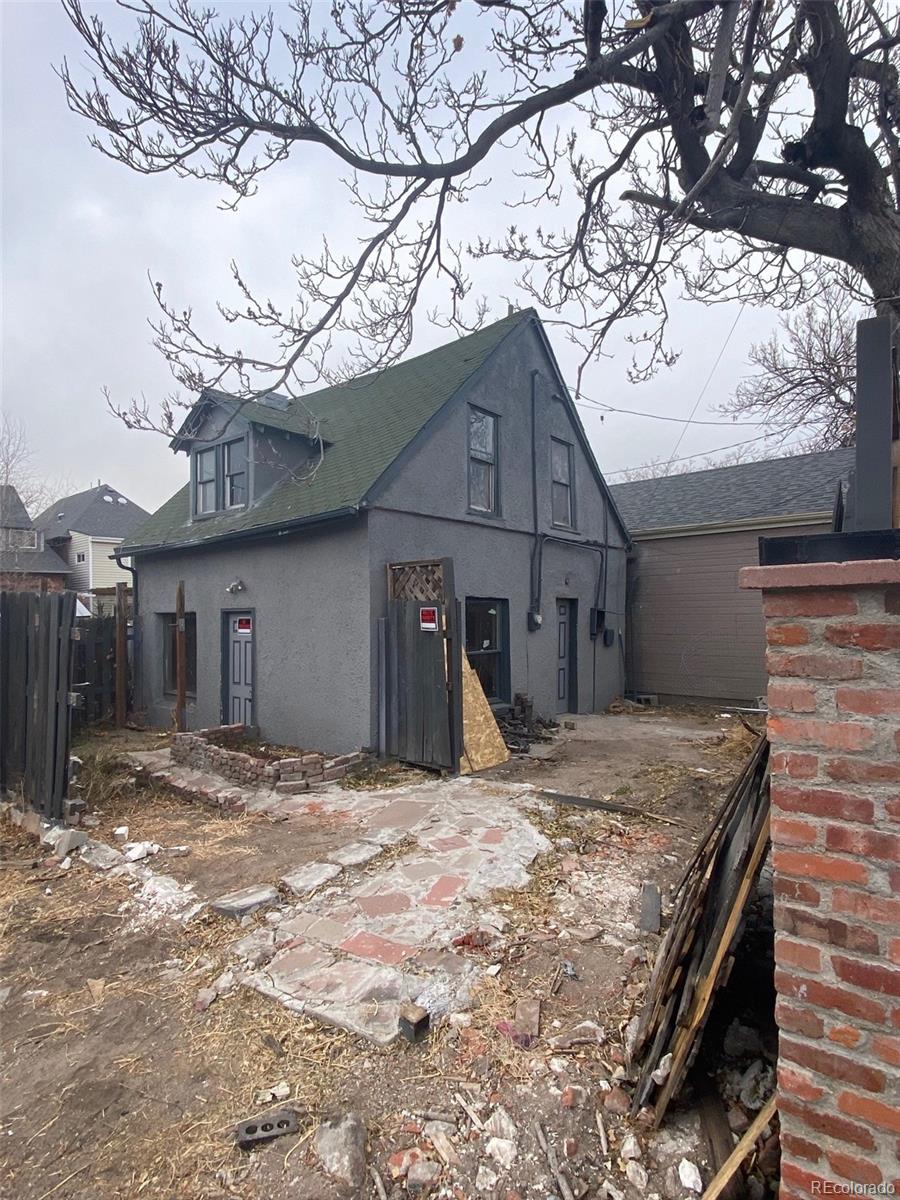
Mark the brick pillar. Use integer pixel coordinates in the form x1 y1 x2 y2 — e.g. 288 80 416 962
740 559 900 1197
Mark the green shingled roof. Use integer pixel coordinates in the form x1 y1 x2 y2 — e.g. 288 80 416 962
123 310 531 554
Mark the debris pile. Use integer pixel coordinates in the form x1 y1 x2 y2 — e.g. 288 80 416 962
496 694 559 753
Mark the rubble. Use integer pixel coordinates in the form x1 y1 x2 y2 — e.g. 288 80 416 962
678 1158 703 1193
210 884 279 918
314 1111 367 1192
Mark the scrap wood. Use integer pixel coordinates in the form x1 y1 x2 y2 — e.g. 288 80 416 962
702 1095 777 1200
698 1084 744 1200
459 653 509 774
629 735 771 1126
539 789 687 827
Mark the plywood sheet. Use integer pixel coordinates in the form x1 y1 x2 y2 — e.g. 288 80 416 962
459 652 509 774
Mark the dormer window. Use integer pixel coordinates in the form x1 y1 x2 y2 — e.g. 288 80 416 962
193 436 249 517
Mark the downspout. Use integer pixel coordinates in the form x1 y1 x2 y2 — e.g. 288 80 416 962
115 550 140 714
527 370 542 632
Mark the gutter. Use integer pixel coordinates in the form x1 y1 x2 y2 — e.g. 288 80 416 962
119 505 360 558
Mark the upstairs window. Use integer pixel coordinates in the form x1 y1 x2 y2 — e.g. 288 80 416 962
193 437 248 517
225 439 247 508
551 438 574 528
468 407 498 514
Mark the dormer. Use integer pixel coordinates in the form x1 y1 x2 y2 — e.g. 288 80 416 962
170 390 327 521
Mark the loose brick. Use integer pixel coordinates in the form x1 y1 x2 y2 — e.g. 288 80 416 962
773 849 868 886
776 998 824 1038
826 1149 884 1186
779 1095 876 1149
774 784 874 824
776 906 880 954
766 651 864 681
825 825 900 862
771 751 819 780
774 877 821 905
832 888 900 926
825 622 900 651
836 686 900 718
769 715 874 751
767 625 811 647
771 816 818 847
780 1036 885 1093
781 1132 821 1164
763 590 858 618
838 1091 900 1134
826 758 900 785
832 955 900 998
827 1024 863 1048
775 969 887 1024
775 935 822 973
778 1063 826 1102
871 1033 900 1066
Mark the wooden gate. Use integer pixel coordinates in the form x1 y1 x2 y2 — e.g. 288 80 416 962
383 559 463 771
0 590 76 819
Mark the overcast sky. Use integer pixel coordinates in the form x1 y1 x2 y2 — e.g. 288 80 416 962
2 1 798 517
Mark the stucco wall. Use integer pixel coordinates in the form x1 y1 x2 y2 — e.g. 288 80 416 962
135 517 371 752
626 522 829 704
366 319 628 735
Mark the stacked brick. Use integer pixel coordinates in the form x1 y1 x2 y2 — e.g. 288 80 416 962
741 560 900 1198
171 725 365 790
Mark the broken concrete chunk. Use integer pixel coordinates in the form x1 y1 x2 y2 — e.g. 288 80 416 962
314 1111 367 1192
113 825 129 841
122 840 161 862
549 1020 606 1050
256 1080 290 1103
475 1162 499 1192
53 828 87 859
327 841 381 868
651 1052 673 1086
211 884 280 918
484 1106 517 1141
678 1158 703 1194
619 1134 642 1161
624 1160 648 1191
80 841 126 871
280 862 342 896
485 1135 517 1169
406 1159 442 1194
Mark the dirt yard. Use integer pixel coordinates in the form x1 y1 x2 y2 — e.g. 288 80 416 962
0 709 767 1200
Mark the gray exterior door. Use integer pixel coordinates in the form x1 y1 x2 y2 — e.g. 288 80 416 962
226 612 254 725
556 600 576 713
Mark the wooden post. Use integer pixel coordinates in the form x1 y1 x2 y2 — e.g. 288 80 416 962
115 581 127 727
175 581 187 732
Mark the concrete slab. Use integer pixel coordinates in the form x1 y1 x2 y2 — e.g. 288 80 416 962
327 841 382 868
281 862 343 896
211 883 280 918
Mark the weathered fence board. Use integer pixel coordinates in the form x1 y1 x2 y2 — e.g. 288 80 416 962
1 590 76 819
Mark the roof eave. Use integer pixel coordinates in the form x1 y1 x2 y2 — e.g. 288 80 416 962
628 510 833 540
121 505 360 557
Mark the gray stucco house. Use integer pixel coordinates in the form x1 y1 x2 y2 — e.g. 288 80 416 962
121 310 630 754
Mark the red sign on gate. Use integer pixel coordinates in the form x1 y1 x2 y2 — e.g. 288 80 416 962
419 606 438 632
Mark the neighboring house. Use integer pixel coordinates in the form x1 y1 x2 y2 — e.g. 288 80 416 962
0 484 71 592
611 448 855 706
121 309 631 752
35 484 150 614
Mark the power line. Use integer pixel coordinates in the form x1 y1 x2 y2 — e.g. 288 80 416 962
603 430 783 477
572 393 763 427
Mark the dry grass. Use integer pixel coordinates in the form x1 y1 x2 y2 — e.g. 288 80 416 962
341 760 432 791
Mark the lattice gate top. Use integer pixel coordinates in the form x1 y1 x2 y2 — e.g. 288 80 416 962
387 559 446 603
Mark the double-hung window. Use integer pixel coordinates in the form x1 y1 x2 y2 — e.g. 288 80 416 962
195 447 218 515
551 438 574 528
468 407 498 514
465 597 510 703
193 437 248 516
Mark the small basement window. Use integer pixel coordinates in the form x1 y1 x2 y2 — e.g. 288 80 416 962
465 597 509 703
162 612 197 695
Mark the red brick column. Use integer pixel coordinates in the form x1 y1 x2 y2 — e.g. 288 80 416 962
740 559 900 1198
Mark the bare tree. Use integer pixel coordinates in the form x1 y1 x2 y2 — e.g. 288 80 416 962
720 283 859 448
60 0 900 433
613 440 780 481
0 415 73 518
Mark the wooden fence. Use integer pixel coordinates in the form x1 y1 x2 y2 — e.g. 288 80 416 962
71 615 118 727
0 589 76 819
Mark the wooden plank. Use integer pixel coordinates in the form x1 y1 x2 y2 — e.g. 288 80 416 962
175 581 186 732
115 581 127 726
698 1084 745 1200
701 1096 776 1200
459 652 509 774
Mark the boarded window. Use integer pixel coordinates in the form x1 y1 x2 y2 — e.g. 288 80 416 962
465 597 509 702
162 612 197 695
551 438 574 527
468 407 498 513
